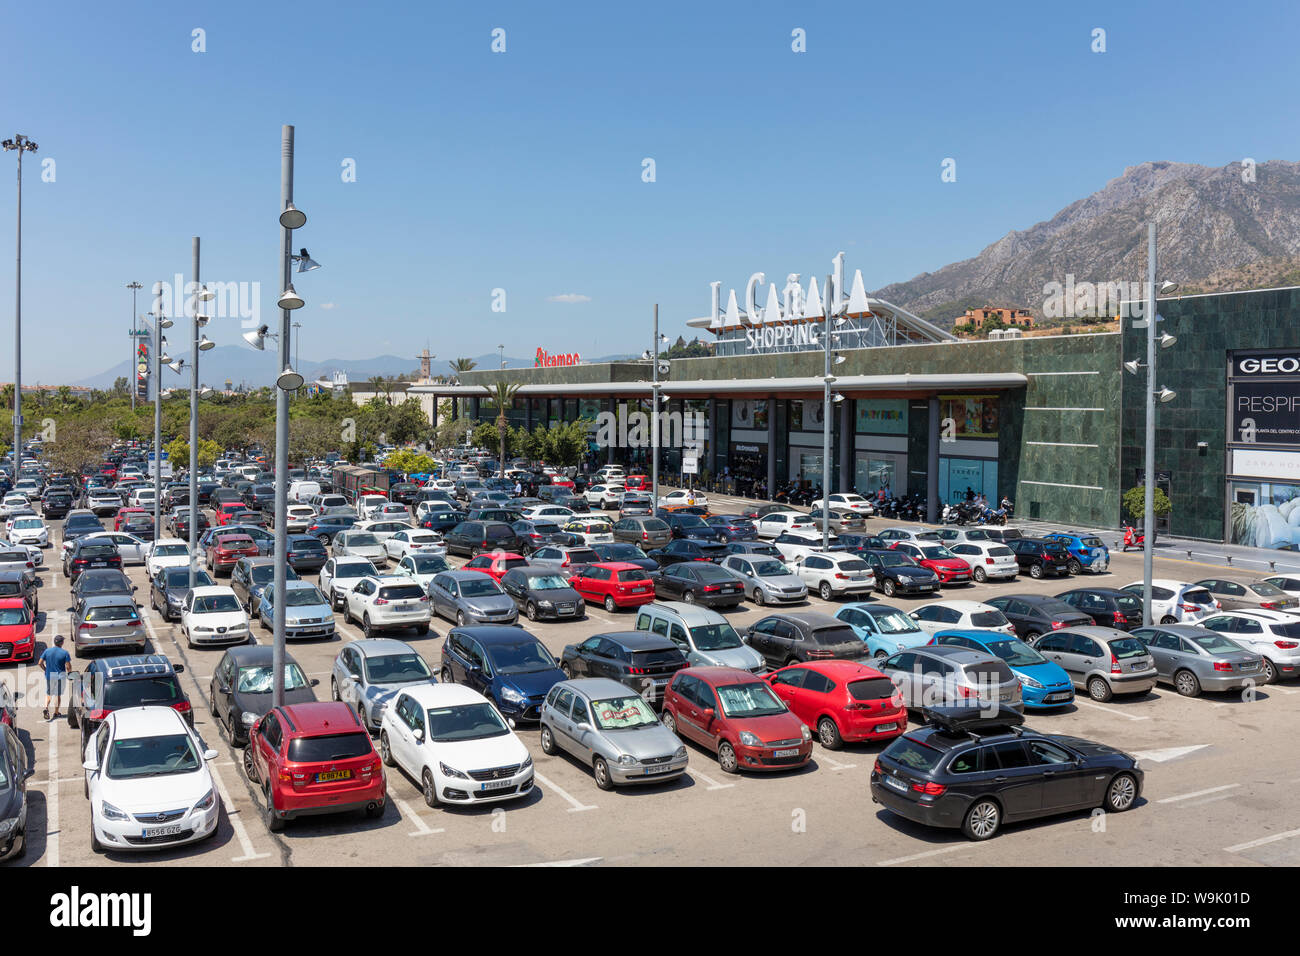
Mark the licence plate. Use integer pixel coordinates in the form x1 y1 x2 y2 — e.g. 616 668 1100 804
142 824 185 838
397 604 417 611
316 769 352 782
999 692 1012 701
643 764 674 775
884 774 908 792
875 722 898 732
1046 693 1072 702
772 748 800 758
480 779 514 791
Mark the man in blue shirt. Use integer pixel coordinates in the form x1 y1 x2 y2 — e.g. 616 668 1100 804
39 635 72 721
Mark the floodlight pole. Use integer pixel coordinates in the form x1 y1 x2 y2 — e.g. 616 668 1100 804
128 282 142 412
822 275 833 552
190 238 201 589
652 304 659 512
1142 224 1156 626
273 125 294 708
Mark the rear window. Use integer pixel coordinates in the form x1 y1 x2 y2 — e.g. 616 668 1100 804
78 545 116 558
615 569 650 583
287 732 372 763
883 736 944 772
811 625 859 646
569 549 600 564
970 611 1008 628
1115 594 1142 613
642 519 670 532
990 546 1014 557
1110 637 1148 659
848 678 897 701
963 660 1014 683
86 605 139 622
1183 588 1214 605
102 675 181 709
378 585 425 601
1252 581 1285 596
483 525 514 540
838 559 870 572
629 648 681 667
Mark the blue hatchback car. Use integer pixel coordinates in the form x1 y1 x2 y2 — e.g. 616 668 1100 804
834 603 933 657
928 628 1075 709
1042 532 1110 575
439 625 567 726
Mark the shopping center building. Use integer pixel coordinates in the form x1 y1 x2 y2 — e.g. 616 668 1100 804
412 281 1300 551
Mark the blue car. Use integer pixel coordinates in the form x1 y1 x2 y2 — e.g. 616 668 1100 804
834 603 932 657
439 625 566 726
928 628 1075 710
286 533 328 572
1043 532 1110 575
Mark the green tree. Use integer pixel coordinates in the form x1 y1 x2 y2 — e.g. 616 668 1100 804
383 448 436 475
1122 485 1172 525
485 380 520 472
165 436 221 469
447 357 477 382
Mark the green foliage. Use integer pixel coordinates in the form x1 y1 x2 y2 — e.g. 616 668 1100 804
1122 485 1172 523
382 448 436 475
165 436 222 469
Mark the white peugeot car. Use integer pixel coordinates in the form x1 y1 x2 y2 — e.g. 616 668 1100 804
1119 579 1218 623
378 683 533 809
815 493 876 516
180 586 252 648
83 706 220 853
384 528 446 562
754 511 815 539
342 575 432 638
946 541 1019 583
657 489 708 510
909 600 1017 637
790 551 875 601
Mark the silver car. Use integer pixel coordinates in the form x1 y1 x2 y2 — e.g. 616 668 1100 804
1031 626 1157 702
330 637 436 732
719 554 808 605
875 644 1024 713
428 569 519 626
1131 624 1263 697
256 581 336 641
539 677 688 789
332 530 388 567
72 595 147 655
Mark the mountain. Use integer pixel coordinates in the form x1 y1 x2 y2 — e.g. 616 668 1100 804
872 160 1300 326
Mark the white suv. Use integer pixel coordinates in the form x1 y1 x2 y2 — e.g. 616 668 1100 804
1198 610 1300 683
283 504 316 533
791 552 875 600
342 575 432 638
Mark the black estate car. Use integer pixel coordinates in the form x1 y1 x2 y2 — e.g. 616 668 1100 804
67 655 190 749
1054 587 1144 631
984 594 1093 641
559 631 687 705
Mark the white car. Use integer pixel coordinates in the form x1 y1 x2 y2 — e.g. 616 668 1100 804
424 479 456 493
333 530 389 566
393 552 451 591
384 528 447 562
83 705 220 853
657 489 708 510
357 495 390 520
415 499 459 521
76 531 150 565
87 490 123 516
180 586 252 648
378 683 534 809
755 511 815 539
311 551 377 605
6 515 47 547
773 529 841 563
791 551 875 600
946 541 1019 582
562 517 615 545
341 574 432 638
585 484 626 509
909 600 1017 637
0 493 29 518
12 481 40 501
520 505 575 523
145 539 192 576
1120 579 1218 623
129 488 157 509
355 519 413 544
283 504 316 533
1262 575 1300 600
815 493 876 516
1199 610 1300 683
876 527 944 544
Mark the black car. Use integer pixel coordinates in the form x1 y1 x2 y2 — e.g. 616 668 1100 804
443 520 522 558
589 542 658 572
208 644 319 746
703 514 758 543
171 506 211 538
1007 537 1071 579
0 722 32 861
724 540 783 559
836 532 887 556
647 538 729 567
664 513 721 542
67 655 191 749
61 512 105 545
510 519 571 555
70 568 136 615
559 631 688 705
0 569 37 614
149 565 215 621
869 704 1143 840
419 509 468 534
388 482 422 506
466 508 520 524
652 562 745 608
286 534 328 572
243 483 276 512
1055 587 1144 631
62 538 122 580
744 611 869 668
552 494 590 515
305 514 358 544
499 567 586 622
861 549 940 598
984 594 1094 641
41 490 73 519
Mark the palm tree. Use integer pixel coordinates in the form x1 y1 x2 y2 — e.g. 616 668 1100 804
486 380 520 472
367 375 391 406
448 357 477 384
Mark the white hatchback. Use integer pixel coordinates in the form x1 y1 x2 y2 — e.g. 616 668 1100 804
946 541 1019 582
146 538 192 577
909 600 1017 637
180 586 252 648
1120 579 1218 623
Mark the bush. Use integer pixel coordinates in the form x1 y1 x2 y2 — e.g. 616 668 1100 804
1122 485 1171 525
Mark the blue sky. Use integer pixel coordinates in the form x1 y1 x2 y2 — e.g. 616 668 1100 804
3 0 1298 383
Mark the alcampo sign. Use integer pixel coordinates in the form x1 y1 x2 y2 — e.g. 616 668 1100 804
536 348 580 368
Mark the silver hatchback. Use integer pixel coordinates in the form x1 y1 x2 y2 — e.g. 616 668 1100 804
539 677 688 790
875 644 1023 713
1031 626 1157 702
719 554 808 605
73 595 147 655
1131 624 1263 696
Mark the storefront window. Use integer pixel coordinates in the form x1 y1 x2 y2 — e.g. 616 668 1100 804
1229 481 1300 550
855 456 899 496
939 457 998 506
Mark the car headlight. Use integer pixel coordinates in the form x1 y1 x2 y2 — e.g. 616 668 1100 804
538 600 554 608
101 801 130 822
241 712 259 727
499 686 526 704
439 761 469 780
673 746 687 760
1020 674 1044 689
738 731 761 747
800 724 812 741
521 754 532 770
616 753 637 766
193 788 217 812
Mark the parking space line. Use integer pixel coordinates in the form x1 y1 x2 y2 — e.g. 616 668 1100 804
1072 700 1150 721
1157 784 1239 804
533 772 598 811
209 762 271 862
513 857 603 866
685 767 734 790
878 843 981 866
817 752 857 771
393 796 445 836
1224 828 1300 854
46 718 59 867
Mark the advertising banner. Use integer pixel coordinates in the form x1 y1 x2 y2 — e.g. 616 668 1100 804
939 394 999 438
1231 381 1300 446
855 398 908 435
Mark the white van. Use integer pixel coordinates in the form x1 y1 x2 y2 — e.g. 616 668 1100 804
288 479 321 504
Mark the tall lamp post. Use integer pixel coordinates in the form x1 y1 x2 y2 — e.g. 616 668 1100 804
815 274 848 551
145 290 174 536
643 310 668 509
127 282 143 411
187 238 216 587
3 134 37 473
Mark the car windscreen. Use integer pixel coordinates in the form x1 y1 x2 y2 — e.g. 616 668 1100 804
287 732 372 763
811 625 858 646
486 640 555 674
335 562 374 578
978 639 1045 667
237 664 309 694
193 594 241 613
920 547 956 560
716 681 786 718
876 553 913 568
426 702 509 742
364 653 432 684
591 694 658 730
848 677 898 701
1110 637 1148 659
869 610 920 634
0 607 30 625
459 577 503 597
751 560 791 577
106 732 199 780
164 568 213 588
526 575 569 590
283 588 327 607
345 533 380 547
410 556 449 573
970 610 1010 628
378 584 425 601
12 518 41 529
154 544 187 556
690 623 743 650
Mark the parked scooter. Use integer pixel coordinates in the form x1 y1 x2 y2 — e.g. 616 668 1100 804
1121 525 1151 551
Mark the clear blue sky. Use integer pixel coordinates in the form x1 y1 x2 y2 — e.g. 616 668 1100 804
3 0 1297 383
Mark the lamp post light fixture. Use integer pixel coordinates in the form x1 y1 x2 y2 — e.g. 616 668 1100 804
647 316 669 510
3 134 37 476
143 289 171 538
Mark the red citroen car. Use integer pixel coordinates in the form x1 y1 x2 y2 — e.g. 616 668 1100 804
0 598 35 663
662 666 813 774
764 660 906 749
462 551 529 584
244 701 386 832
888 541 972 586
567 561 657 612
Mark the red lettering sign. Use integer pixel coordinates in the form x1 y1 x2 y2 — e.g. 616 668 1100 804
535 349 580 368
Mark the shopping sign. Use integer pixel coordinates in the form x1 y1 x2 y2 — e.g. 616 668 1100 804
536 348 580 368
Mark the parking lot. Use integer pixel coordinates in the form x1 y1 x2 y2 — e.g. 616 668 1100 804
5 492 1300 868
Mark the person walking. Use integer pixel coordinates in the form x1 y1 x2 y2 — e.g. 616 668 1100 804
39 634 72 721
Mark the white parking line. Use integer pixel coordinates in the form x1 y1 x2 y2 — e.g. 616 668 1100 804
513 857 602 867
533 772 598 812
817 752 857 771
1072 700 1150 721
393 796 445 836
685 767 734 790
1224 828 1300 854
1157 784 1240 804
209 762 271 862
878 843 981 866
45 718 59 867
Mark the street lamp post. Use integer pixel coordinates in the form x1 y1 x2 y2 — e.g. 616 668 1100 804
3 134 37 474
127 282 142 411
146 291 173 537
817 274 847 552
189 238 217 588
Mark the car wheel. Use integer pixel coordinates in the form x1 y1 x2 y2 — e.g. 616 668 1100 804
972 567 987 583
90 812 104 854
440 666 454 684
526 602 538 621
1067 559 1082 575
1104 772 1139 812
752 588 765 607
604 595 617 613
593 756 615 791
874 649 887 659
818 581 833 601
717 741 739 774
661 709 677 735
1024 632 1042 644
817 717 843 750
379 731 395 767
1174 669 1201 698
1087 676 1113 702
1160 615 1177 625
1029 564 1044 579
881 579 896 597
683 590 696 605
330 677 339 701
362 614 374 639
263 784 284 832
242 746 258 782
539 724 558 755
1261 658 1278 684
961 798 1001 840
456 611 466 627
331 591 343 611
421 768 439 808
316 534 330 546
67 706 79 730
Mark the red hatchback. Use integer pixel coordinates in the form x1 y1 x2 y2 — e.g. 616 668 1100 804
888 542 972 586
568 561 656 612
207 533 259 574
0 598 35 663
764 660 906 749
662 666 813 774
462 551 529 583
215 501 245 526
244 701 386 831
114 506 147 531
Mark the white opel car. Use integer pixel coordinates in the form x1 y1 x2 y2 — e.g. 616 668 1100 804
180 586 252 648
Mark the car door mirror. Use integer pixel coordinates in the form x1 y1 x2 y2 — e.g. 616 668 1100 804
24 767 35 779
701 708 715 721
203 748 219 761
577 721 591 732
82 758 98 772
309 678 320 687
412 728 424 741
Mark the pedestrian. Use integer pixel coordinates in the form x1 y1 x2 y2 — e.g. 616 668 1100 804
39 634 72 721
514 480 522 496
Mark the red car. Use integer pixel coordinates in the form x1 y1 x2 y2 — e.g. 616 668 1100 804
623 474 648 491
244 701 386 832
463 551 529 583
114 506 147 531
568 561 656 612
549 476 576 492
207 533 259 574
764 660 906 749
888 541 972 586
662 666 813 774
215 501 245 526
0 597 35 663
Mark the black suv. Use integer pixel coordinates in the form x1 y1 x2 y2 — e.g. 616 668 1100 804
67 655 190 748
1006 537 1071 579
41 489 73 519
870 704 1143 841
1054 587 1144 631
63 538 122 580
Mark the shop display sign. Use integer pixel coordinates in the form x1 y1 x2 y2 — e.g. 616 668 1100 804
856 398 908 435
1231 381 1300 445
938 395 999 439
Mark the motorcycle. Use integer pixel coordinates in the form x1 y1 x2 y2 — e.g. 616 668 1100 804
941 503 961 524
1121 525 1152 551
